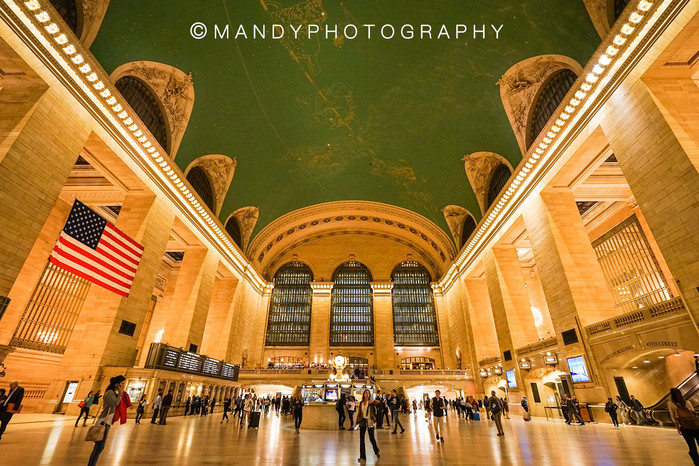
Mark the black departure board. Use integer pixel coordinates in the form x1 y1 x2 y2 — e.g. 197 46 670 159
144 343 239 381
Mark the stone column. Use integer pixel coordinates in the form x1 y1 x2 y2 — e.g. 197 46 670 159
47 193 175 413
0 90 91 297
601 79 699 321
199 276 239 360
522 189 617 333
309 282 332 365
163 247 218 352
371 282 394 369
432 287 456 369
463 277 500 362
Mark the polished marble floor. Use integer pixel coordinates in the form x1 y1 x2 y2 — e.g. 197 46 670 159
0 409 691 465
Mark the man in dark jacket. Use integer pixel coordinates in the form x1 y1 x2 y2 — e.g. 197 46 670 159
564 394 584 425
159 390 173 425
630 395 645 424
336 394 347 429
0 381 24 440
431 390 447 442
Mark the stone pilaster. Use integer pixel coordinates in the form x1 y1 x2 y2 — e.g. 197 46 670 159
601 79 699 321
308 282 332 365
199 276 239 360
463 277 500 361
371 282 394 369
0 90 91 296
47 193 175 413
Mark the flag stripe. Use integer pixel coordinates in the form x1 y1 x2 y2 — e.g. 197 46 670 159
97 238 140 269
51 245 132 289
99 233 141 264
101 227 143 259
105 223 144 252
50 254 129 296
60 234 136 277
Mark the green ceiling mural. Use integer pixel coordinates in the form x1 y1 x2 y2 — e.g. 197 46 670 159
90 0 600 239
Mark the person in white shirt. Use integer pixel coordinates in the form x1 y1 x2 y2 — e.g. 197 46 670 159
241 394 253 427
150 390 162 424
347 396 357 429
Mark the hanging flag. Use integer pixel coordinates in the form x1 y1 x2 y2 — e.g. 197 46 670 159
50 200 144 297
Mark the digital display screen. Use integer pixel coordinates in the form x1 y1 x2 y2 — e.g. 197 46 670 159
567 356 591 383
221 364 238 380
325 389 338 401
202 358 221 376
506 369 517 388
162 349 178 368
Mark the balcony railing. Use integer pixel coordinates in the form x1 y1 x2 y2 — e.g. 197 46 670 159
515 337 558 358
586 297 686 337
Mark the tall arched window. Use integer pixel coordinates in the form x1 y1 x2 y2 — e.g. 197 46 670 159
330 261 373 346
391 261 439 346
115 76 169 152
49 0 79 35
461 215 476 248
487 164 512 208
528 69 577 148
186 166 215 211
265 262 313 346
225 217 243 248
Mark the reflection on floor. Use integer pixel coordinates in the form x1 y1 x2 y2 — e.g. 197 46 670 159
0 409 690 465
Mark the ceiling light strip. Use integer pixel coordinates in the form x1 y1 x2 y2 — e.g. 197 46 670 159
8 0 267 291
438 0 668 293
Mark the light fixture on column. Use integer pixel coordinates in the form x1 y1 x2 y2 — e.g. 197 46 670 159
544 352 558 366
519 359 532 370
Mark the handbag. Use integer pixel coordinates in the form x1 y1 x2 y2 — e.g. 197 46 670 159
85 422 106 442
675 402 699 430
78 400 86 409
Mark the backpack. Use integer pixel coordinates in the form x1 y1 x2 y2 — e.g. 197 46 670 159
490 398 502 414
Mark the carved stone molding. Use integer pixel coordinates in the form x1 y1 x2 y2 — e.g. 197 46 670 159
462 152 513 216
79 0 111 47
497 55 583 155
186 155 237 216
442 205 476 249
110 61 195 159
249 201 456 280
228 206 259 251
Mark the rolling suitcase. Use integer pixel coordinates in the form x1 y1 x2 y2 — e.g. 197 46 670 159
473 412 480 421
248 411 261 429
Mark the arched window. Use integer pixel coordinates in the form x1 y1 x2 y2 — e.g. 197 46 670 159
528 69 577 147
115 76 169 152
330 261 373 346
265 262 313 346
186 166 215 211
391 261 439 347
461 215 476 248
225 217 243 248
49 0 79 35
487 164 512 208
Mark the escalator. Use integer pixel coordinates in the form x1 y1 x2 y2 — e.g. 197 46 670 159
647 372 699 426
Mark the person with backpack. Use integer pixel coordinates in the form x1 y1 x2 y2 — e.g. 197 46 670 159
489 391 505 436
669 387 699 465
604 397 619 429
430 390 447 442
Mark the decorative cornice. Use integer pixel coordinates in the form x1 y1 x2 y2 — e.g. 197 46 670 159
0 0 269 293
370 281 394 294
438 0 685 295
310 281 333 295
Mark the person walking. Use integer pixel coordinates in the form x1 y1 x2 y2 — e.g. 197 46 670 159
241 393 253 427
135 394 147 424
605 397 619 429
336 394 347 430
76 391 95 427
159 390 173 425
502 397 510 419
0 381 24 441
87 375 125 466
617 396 631 425
292 392 304 434
221 398 231 423
347 396 356 429
669 387 699 465
430 390 447 442
150 390 162 424
390 390 405 434
489 391 505 436
356 389 381 462
521 396 530 421
184 396 191 416
484 396 491 420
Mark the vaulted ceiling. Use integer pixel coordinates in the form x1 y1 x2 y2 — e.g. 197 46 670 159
90 0 600 239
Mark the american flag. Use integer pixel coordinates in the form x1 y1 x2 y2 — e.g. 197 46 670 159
50 200 144 297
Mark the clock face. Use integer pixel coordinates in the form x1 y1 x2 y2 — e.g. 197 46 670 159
334 355 345 367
